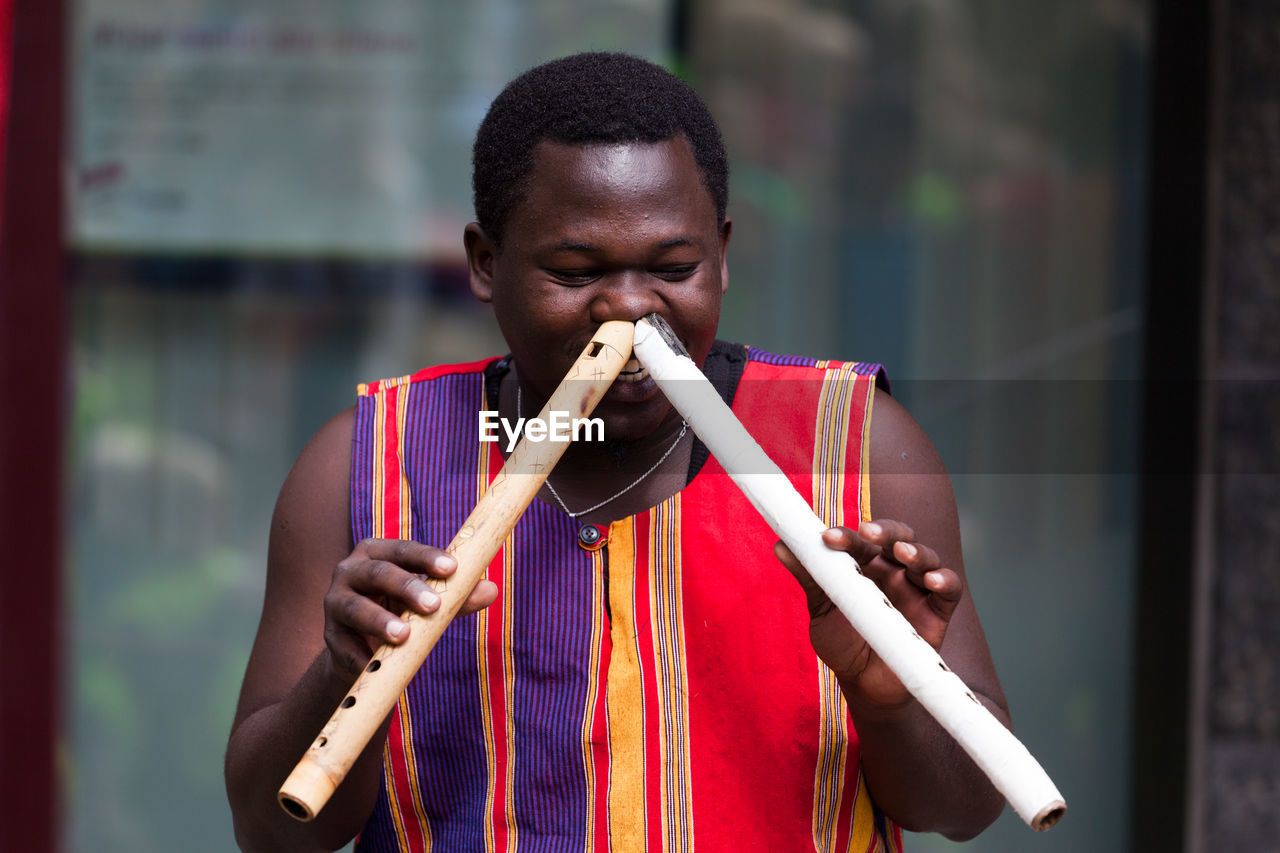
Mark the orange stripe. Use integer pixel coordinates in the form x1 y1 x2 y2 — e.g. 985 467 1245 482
605 519 645 851
812 365 855 851
859 380 876 525
381 734 410 850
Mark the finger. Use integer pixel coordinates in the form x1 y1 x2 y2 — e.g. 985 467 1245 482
358 538 458 578
343 559 441 615
922 568 964 608
328 587 413 644
775 540 837 617
892 540 941 584
324 625 376 680
857 519 918 554
820 526 882 566
458 579 499 616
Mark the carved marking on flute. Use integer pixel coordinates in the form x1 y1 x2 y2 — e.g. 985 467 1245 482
598 342 624 361
456 525 476 540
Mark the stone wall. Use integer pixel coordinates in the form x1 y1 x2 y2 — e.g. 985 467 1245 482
1199 0 1280 848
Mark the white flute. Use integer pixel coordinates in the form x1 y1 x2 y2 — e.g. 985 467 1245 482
632 315 1066 832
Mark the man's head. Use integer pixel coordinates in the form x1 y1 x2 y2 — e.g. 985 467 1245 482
471 52 728 247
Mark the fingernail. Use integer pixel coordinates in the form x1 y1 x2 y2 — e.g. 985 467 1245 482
417 588 439 610
861 522 882 538
434 554 457 571
900 543 917 560
387 619 407 640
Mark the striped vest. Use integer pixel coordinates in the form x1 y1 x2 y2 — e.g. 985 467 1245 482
351 346 902 853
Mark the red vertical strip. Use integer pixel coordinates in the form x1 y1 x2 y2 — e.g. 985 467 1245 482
589 612 612 851
381 385 403 538
484 546 511 852
0 1 66 851
385 702 428 852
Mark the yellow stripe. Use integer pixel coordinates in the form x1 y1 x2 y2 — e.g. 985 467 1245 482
382 734 410 851
811 364 860 852
605 519 645 852
849 770 878 848
860 381 876 525
650 496 694 852
398 694 434 851
372 389 386 538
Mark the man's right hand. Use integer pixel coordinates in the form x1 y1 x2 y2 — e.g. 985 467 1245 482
324 538 499 680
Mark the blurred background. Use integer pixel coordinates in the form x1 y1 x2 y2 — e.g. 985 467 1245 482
3 0 1277 850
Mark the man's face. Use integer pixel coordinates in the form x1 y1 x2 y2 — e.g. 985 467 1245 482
466 135 731 441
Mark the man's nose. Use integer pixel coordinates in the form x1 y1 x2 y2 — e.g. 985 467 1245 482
588 271 665 323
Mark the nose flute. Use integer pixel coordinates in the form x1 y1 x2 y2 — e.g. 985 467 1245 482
278 321 636 823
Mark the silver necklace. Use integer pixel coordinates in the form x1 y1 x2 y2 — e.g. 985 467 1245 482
517 385 689 519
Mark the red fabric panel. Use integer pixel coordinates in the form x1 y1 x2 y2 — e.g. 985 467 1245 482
680 367 831 848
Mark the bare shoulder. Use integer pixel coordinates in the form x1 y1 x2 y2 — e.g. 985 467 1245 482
867 389 955 530
270 407 355 566
867 388 1007 709
233 407 355 727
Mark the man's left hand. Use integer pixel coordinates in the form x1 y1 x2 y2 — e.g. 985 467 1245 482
774 518 964 715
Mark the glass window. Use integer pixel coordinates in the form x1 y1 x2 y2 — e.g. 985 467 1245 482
692 1 1146 850
65 1 1147 849
66 3 674 850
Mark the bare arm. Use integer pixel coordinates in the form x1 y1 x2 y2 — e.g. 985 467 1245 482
776 390 1009 840
224 409 495 851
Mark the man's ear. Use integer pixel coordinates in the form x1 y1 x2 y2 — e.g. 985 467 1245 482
464 223 496 303
718 217 732 294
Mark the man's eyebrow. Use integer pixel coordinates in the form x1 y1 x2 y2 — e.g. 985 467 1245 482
657 237 694 249
550 240 599 253
547 237 696 252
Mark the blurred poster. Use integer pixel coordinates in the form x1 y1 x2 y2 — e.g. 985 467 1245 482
70 0 670 257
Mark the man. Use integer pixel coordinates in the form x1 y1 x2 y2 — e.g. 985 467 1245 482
226 52 1009 851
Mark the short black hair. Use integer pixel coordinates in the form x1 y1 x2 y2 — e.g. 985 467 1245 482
472 52 728 245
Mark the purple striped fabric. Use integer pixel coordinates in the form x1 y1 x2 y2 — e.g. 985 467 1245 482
743 347 886 388
353 369 600 851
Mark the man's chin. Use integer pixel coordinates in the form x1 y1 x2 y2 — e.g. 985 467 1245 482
590 396 676 444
